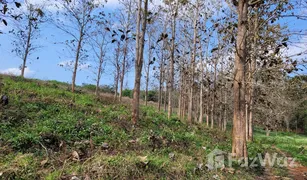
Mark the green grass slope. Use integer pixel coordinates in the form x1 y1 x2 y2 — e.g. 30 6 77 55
255 128 307 166
0 75 294 179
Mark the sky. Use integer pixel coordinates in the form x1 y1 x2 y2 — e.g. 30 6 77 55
0 0 131 88
0 0 306 90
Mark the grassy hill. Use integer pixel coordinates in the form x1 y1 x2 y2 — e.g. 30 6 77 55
0 75 304 179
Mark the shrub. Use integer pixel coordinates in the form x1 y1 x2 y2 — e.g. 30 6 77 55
122 89 133 98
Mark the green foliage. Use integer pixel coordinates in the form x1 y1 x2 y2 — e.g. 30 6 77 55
122 89 133 98
82 83 97 92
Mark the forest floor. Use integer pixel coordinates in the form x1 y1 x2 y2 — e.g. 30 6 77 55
0 75 306 179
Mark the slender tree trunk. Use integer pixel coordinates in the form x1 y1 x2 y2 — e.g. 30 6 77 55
220 61 224 129
114 42 121 100
95 49 104 96
178 68 183 118
158 61 163 111
119 6 131 102
145 35 152 106
132 0 148 124
266 127 270 136
168 3 178 119
187 5 198 123
232 0 248 159
199 78 204 124
223 84 227 131
199 49 205 124
211 62 217 128
206 64 210 127
158 25 167 111
145 69 149 106
72 27 84 93
114 73 119 100
119 49 126 101
164 81 168 112
247 10 258 141
21 17 32 78
182 81 187 120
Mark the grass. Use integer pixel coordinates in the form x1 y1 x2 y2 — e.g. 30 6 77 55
0 75 304 179
255 128 307 166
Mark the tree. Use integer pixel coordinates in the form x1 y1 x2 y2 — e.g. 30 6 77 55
111 40 122 100
10 1 44 78
53 0 103 93
231 0 248 159
187 0 199 123
117 0 135 102
144 28 154 105
166 0 179 119
90 16 111 96
132 0 149 124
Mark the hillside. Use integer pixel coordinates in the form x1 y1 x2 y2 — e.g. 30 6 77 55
0 75 305 179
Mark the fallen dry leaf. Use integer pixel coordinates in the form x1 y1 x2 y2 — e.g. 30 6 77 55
72 151 80 161
40 158 48 166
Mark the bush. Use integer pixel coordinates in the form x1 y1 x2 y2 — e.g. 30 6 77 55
82 83 97 92
122 89 133 98
100 85 114 94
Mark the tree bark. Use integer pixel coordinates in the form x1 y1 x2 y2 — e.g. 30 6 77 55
223 84 227 131
21 15 32 78
168 2 178 119
114 42 121 100
119 4 132 102
72 26 84 93
178 68 183 118
247 10 259 141
187 4 198 123
119 49 126 101
232 0 248 159
132 0 148 124
95 48 104 96
144 35 152 106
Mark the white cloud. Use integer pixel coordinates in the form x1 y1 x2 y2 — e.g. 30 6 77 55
0 67 34 77
105 0 119 8
285 35 307 59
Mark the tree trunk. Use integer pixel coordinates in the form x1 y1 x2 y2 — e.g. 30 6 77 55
114 73 119 100
132 0 148 124
119 6 131 102
223 86 227 131
119 49 126 101
21 16 32 78
199 46 205 124
164 82 168 112
247 10 258 141
145 35 152 106
206 62 210 127
168 3 178 119
114 42 121 100
72 27 84 93
266 127 270 136
158 25 167 111
211 62 217 129
232 0 248 159
158 57 163 111
158 64 163 111
199 79 204 124
178 68 183 118
187 5 198 123
95 49 104 96
220 61 224 129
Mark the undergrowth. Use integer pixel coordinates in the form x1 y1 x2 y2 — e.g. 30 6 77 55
0 75 291 179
